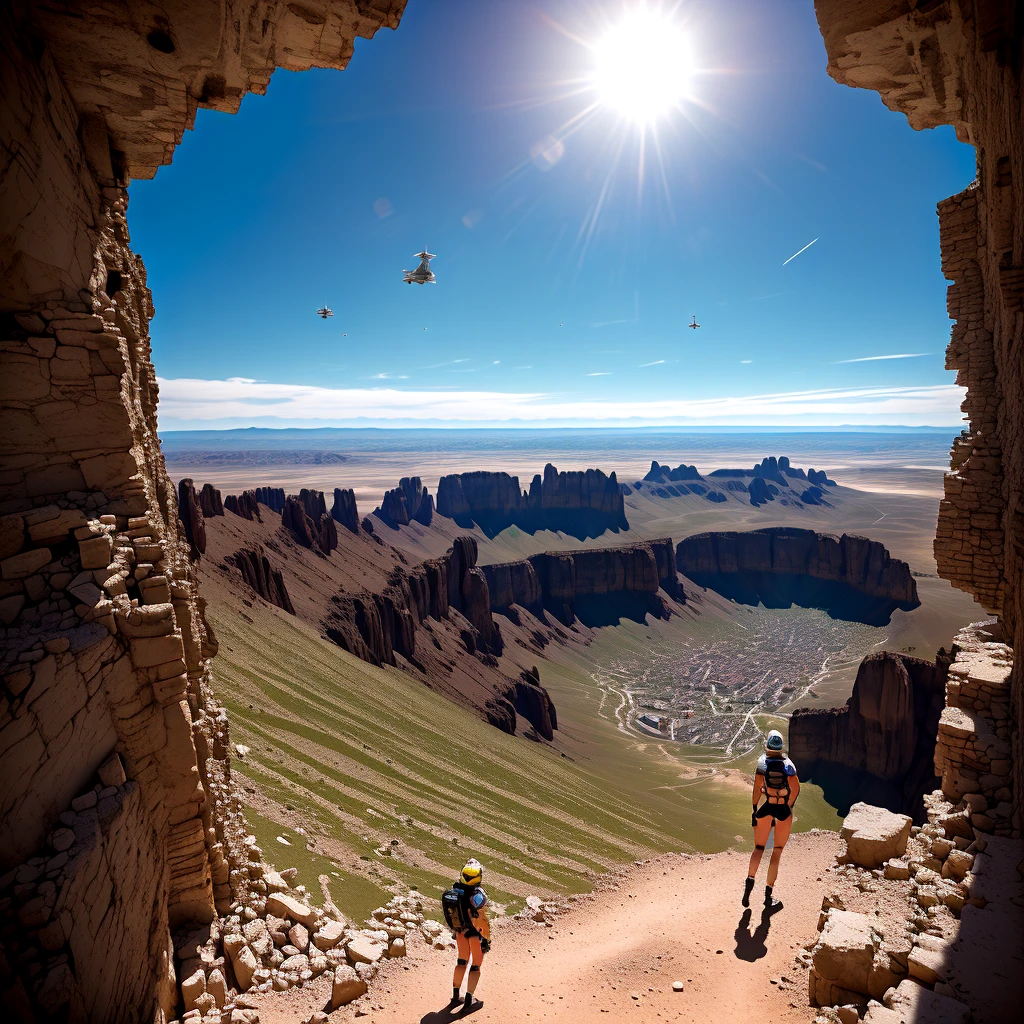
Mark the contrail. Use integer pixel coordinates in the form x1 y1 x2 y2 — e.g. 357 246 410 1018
783 237 818 265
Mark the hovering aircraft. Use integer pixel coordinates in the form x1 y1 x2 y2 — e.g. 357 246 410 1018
403 251 436 285
689 315 701 330
316 306 334 319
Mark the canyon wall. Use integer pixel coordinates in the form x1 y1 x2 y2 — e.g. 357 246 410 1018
0 2 405 1020
790 650 950 819
436 464 628 538
482 538 681 626
676 527 919 625
814 0 1022 824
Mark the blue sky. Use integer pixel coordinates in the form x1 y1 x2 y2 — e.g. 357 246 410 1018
130 0 976 429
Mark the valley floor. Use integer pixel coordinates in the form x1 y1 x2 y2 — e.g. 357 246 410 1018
254 832 856 1024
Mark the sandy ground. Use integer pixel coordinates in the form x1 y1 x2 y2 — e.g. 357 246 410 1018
257 832 848 1024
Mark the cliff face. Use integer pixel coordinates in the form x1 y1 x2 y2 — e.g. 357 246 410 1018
790 651 949 819
436 463 628 538
331 487 360 533
374 477 434 528
0 1 405 1019
676 528 919 625
482 538 681 626
813 0 1023 826
229 547 295 614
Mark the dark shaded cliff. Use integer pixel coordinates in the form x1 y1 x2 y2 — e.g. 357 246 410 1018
331 487 360 533
321 535 558 737
790 649 950 820
229 547 295 614
281 493 338 555
436 463 627 539
224 490 262 521
374 476 434 528
676 527 919 625
482 538 681 627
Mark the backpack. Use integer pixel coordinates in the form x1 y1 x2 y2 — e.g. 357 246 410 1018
763 755 791 797
441 885 471 933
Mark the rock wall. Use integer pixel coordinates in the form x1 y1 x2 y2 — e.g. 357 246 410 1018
791 651 949 819
228 548 295 615
482 538 681 626
676 527 919 625
331 488 359 533
813 0 1022 822
436 463 628 538
374 477 433 528
0 1 406 1019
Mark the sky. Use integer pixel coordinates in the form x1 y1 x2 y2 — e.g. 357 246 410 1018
129 0 977 430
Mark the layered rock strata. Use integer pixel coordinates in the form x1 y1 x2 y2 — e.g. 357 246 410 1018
813 0 1023 826
676 528 919 625
436 464 627 538
482 538 681 626
0 1 406 1019
790 650 950 819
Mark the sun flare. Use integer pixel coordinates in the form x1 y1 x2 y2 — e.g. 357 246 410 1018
592 7 691 124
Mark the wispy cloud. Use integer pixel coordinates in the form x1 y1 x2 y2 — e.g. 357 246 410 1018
834 353 931 364
369 372 409 380
516 365 532 370
422 358 470 369
783 237 818 266
586 372 612 377
156 377 965 429
740 360 753 364
639 359 665 367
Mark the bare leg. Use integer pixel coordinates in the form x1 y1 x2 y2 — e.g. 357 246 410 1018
747 814 773 877
466 938 484 995
766 815 792 886
453 934 470 993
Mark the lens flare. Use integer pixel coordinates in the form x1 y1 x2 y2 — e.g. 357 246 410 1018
592 7 691 124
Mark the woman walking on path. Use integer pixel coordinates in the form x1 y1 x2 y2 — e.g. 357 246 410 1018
442 859 491 1013
743 729 800 910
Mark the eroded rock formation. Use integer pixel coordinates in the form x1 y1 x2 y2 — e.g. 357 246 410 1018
814 0 1023 827
331 487 359 533
178 478 208 559
229 547 295 614
790 651 950 819
374 477 434 528
436 463 627 538
677 528 919 625
224 490 261 522
482 538 682 626
253 487 285 514
0 1 406 1019
281 494 338 555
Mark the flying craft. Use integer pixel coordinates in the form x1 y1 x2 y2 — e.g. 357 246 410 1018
316 306 334 319
689 315 700 330
403 251 436 285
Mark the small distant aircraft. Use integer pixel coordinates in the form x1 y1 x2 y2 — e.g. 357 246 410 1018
316 305 334 319
403 250 436 285
689 315 701 330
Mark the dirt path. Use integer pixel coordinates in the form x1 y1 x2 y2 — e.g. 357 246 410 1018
318 832 841 1024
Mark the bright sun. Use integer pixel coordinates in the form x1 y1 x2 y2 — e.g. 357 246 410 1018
592 7 691 124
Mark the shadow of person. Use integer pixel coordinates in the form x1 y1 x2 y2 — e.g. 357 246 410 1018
420 1003 471 1024
733 903 780 962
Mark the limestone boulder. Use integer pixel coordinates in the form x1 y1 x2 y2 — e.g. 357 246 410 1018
884 979 970 1023
330 965 368 1008
810 910 879 1002
841 803 911 868
346 936 385 965
265 892 318 928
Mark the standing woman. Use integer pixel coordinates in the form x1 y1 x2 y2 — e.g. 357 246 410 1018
743 729 800 910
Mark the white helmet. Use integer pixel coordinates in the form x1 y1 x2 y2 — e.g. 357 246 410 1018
765 729 784 752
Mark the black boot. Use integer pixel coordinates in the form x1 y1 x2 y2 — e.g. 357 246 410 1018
464 993 482 1013
449 988 462 1007
742 876 755 907
764 885 783 910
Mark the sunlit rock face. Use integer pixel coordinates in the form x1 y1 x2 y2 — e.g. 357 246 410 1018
814 0 1022 826
0 1 405 1019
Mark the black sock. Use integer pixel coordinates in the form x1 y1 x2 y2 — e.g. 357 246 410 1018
465 992 475 1006
453 988 461 1001
742 876 755 906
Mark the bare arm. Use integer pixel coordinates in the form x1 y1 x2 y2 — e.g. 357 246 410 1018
751 774 765 809
789 774 800 807
476 903 490 942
